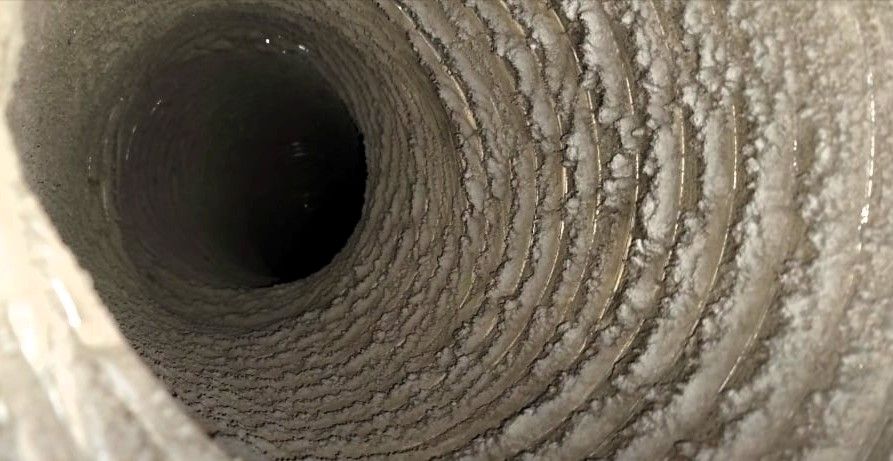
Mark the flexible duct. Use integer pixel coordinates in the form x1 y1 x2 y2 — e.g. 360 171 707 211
1 1 892 460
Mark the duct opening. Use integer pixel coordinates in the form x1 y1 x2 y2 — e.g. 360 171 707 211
116 44 368 288
7 2 461 456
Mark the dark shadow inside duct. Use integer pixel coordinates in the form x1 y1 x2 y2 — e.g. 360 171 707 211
115 47 368 288
8 6 369 291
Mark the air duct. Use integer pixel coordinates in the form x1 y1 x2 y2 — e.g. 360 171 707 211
1 1 891 460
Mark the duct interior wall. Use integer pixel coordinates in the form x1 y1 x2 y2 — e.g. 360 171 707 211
1 1 893 460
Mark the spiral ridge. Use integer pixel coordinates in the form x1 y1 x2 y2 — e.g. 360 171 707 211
3 1 893 460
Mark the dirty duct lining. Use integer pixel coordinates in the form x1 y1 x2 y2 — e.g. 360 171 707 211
1 1 893 460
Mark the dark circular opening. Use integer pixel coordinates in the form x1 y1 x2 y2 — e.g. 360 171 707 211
117 38 367 288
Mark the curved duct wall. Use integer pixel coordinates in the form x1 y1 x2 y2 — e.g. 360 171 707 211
1 1 893 460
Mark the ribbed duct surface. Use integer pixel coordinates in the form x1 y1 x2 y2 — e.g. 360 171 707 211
1 1 892 460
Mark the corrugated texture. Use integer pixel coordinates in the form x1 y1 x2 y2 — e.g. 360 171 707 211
1 1 892 460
